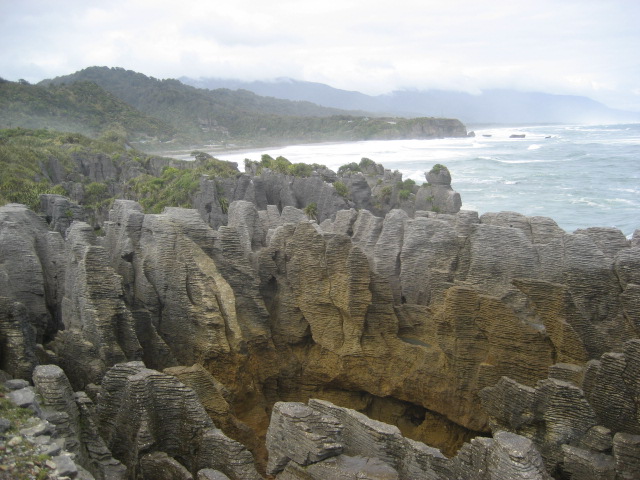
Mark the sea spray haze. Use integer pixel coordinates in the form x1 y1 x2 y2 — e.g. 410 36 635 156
213 123 640 237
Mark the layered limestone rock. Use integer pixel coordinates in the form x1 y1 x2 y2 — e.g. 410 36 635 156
0 298 38 380
414 165 461 214
164 364 263 467
1 175 639 479
101 200 271 371
480 339 640 478
97 361 260 480
266 398 551 479
194 161 459 230
0 203 65 345
40 194 87 236
32 364 126 479
194 169 352 229
252 202 639 452
50 221 142 389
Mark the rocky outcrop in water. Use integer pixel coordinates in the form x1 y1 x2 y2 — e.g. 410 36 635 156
414 165 461 214
1 161 639 478
194 161 461 229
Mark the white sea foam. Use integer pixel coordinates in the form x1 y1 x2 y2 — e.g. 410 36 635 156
570 198 604 207
195 123 640 237
608 198 636 206
493 159 550 164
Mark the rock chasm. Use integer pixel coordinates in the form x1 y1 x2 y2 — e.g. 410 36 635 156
1 163 639 479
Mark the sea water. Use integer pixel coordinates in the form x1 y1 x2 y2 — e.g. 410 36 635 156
213 124 640 237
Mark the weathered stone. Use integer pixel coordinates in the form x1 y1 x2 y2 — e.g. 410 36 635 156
266 402 343 475
7 386 39 411
163 364 261 465
52 453 78 478
580 425 613 453
415 165 461 214
197 469 231 480
50 221 142 389
267 399 555 480
613 432 640 479
479 377 536 431
40 439 63 457
487 431 551 480
0 203 65 346
1 162 639 480
276 454 399 480
4 378 29 390
40 194 87 236
0 417 11 433
33 365 126 479
562 444 615 480
97 362 260 480
20 420 54 437
140 451 193 480
547 363 584 385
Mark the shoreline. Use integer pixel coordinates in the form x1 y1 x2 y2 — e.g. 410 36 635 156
142 139 365 161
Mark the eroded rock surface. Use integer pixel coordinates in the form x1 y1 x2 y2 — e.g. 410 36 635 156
97 361 260 480
1 172 638 478
481 339 640 478
266 398 551 480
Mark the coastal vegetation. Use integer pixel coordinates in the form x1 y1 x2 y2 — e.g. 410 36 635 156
0 128 77 208
244 154 326 177
128 155 237 214
303 202 318 220
1 67 467 150
337 157 379 175
0 125 455 230
333 181 349 198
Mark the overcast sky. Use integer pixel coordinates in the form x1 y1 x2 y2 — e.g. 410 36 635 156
2 0 639 111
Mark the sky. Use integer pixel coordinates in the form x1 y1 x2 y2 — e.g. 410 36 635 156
2 0 640 111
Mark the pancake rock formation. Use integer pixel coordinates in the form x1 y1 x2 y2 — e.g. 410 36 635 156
1 162 639 478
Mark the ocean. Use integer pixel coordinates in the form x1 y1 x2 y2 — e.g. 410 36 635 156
193 124 640 238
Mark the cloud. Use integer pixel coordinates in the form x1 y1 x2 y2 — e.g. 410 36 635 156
1 0 639 111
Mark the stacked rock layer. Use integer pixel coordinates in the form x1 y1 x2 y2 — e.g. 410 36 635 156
1 168 639 478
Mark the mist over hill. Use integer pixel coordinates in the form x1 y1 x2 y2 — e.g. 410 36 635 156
9 66 464 148
181 76 640 125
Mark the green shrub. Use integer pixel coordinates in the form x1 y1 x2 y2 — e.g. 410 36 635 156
402 178 416 189
288 162 313 177
304 202 318 220
398 189 411 200
84 182 109 206
338 162 360 175
247 155 320 177
219 196 229 214
334 181 348 198
0 179 66 210
431 164 448 174
359 157 376 169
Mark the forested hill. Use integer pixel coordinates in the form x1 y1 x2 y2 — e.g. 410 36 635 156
0 78 176 140
0 67 468 149
32 66 466 147
36 66 367 144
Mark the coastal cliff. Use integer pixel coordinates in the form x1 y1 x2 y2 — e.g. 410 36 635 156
1 164 639 479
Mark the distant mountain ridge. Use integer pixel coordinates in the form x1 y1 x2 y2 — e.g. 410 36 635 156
181 76 640 125
26 67 466 147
